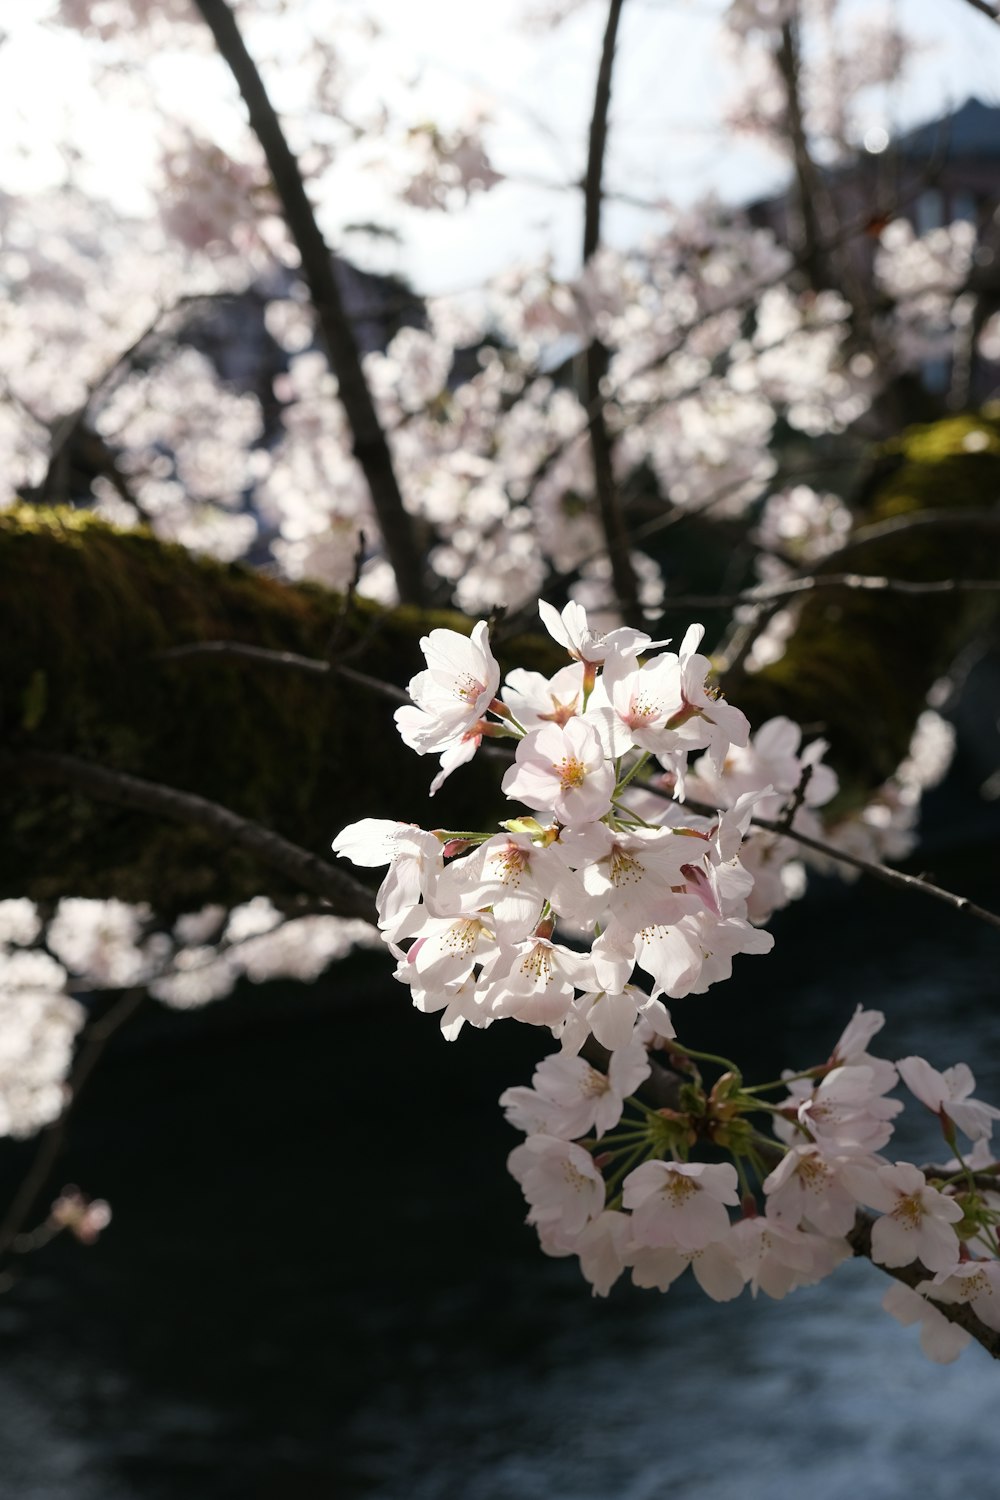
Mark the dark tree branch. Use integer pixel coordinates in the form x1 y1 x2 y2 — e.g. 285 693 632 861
719 508 1000 673
0 750 378 923
663 791 1000 934
775 18 830 292
659 573 1000 611
582 0 641 625
191 0 425 605
155 639 411 704
846 1211 1000 1359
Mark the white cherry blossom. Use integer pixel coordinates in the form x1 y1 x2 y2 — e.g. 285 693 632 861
882 1283 972 1364
507 1135 605 1236
501 718 614 826
623 1160 739 1251
849 1162 964 1272
394 621 500 757
897 1055 1000 1144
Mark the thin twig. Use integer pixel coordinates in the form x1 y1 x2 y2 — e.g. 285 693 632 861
647 787 1000 933
0 750 378 923
659 573 1000 610
154 639 411 704
192 0 425 606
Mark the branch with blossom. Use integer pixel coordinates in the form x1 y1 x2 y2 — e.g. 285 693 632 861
332 601 1000 1361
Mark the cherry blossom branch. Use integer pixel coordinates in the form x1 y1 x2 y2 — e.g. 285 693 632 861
191 0 426 606
846 1212 1000 1358
958 0 999 20
625 1057 1000 1356
0 750 378 923
836 507 1000 554
657 573 1000 610
718 507 1000 672
666 791 1000 933
582 0 641 625
0 987 145 1272
154 639 411 704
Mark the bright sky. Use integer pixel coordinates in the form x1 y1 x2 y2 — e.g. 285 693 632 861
2 0 1000 295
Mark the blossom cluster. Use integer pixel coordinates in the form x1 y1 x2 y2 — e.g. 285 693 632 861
504 1005 1000 1365
333 602 778 1043
0 895 379 1140
332 603 1000 1364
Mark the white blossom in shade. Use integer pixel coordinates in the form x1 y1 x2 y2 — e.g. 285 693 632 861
754 485 851 564
623 1160 739 1251
537 599 665 665
501 719 615 826
791 1064 902 1155
236 917 381 984
0 964 83 1138
394 621 500 756
731 1212 851 1299
333 820 443 941
895 710 956 792
557 823 698 933
574 1209 633 1296
882 1283 971 1364
0 900 41 947
763 1145 866 1236
897 1056 1000 1144
433 832 596 941
428 733 482 797
629 1231 746 1301
0 950 68 994
401 964 492 1042
500 663 586 730
631 911 774 1000
667 624 751 773
590 646 694 759
46 899 148 988
150 948 238 1010
919 1261 1000 1334
559 983 675 1056
223 897 283 944
508 1135 605 1235
828 1006 898 1094
849 1162 964 1272
686 716 838 826
500 1035 650 1141
480 936 600 1028
49 1188 112 1245
172 905 226 947
401 913 497 997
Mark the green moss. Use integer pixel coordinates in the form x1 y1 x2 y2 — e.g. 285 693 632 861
0 506 506 909
5 410 1000 912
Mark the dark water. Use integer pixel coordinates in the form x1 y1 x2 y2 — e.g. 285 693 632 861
2 861 1000 1499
